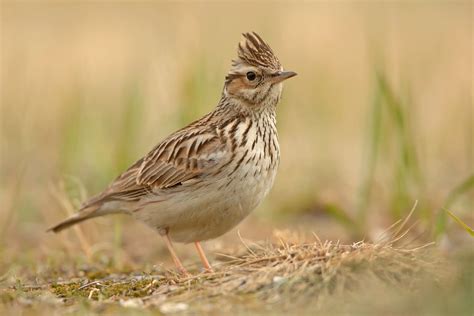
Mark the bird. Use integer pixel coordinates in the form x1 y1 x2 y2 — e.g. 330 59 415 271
48 32 296 274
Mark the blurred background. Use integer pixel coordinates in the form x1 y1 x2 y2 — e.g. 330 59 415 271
1 2 472 268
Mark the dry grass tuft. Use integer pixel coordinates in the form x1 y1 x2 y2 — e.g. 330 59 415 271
1 228 442 314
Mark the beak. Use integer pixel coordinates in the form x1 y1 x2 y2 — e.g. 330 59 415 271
271 70 297 83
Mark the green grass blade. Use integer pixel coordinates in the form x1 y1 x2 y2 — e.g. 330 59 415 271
435 174 474 237
444 208 474 237
356 74 383 231
376 72 423 219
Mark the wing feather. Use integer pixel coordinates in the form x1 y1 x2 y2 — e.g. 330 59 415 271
81 125 228 207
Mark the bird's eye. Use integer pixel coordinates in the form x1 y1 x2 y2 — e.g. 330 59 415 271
246 71 257 81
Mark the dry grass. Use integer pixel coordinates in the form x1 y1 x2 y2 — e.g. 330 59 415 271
1 227 450 315
2 205 472 315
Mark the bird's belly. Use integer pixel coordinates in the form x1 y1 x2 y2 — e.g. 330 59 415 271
133 161 278 243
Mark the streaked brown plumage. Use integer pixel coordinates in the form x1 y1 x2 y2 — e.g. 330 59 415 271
49 32 296 274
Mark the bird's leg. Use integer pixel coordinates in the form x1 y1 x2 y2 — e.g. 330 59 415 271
162 232 188 275
194 241 213 272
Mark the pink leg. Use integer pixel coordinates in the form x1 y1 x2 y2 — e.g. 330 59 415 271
194 241 213 272
162 233 188 275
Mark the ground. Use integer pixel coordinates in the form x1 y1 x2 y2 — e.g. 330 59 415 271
2 226 472 315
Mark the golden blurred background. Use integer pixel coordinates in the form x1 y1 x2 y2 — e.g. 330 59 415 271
1 2 472 266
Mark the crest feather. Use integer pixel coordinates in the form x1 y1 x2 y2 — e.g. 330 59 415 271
234 32 281 70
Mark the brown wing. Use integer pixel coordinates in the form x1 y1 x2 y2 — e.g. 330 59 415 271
136 128 226 188
82 125 228 207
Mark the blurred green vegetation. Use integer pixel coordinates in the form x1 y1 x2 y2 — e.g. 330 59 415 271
0 2 472 263
356 70 423 232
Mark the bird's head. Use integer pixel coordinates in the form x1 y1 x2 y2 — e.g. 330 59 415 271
224 32 296 109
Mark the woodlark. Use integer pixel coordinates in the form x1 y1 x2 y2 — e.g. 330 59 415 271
49 32 296 274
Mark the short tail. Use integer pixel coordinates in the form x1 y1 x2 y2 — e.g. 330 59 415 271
47 206 102 233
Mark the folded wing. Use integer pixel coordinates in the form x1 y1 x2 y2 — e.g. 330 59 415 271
82 126 228 207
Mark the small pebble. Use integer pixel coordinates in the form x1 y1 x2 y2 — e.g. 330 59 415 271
119 298 144 308
272 276 286 284
159 302 189 314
